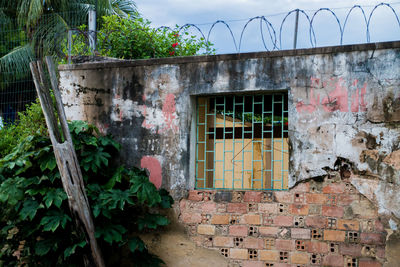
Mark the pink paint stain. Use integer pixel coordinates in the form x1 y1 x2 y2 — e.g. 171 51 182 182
158 93 179 133
296 77 368 114
140 156 162 189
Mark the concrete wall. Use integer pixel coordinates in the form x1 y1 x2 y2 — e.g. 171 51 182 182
59 41 400 266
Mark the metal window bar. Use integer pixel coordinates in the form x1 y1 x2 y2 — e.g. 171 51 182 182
195 93 289 190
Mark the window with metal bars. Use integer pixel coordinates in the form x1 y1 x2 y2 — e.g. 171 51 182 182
195 93 289 190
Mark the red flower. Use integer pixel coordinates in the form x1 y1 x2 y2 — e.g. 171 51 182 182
169 51 175 56
173 33 179 37
172 42 178 48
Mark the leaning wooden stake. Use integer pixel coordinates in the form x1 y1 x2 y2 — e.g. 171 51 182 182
30 57 105 267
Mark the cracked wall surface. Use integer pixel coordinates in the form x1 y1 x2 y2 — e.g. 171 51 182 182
59 42 400 236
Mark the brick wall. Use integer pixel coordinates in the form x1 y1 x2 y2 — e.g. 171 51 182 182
179 176 386 267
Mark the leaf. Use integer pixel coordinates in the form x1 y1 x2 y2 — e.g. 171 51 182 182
68 120 89 135
137 214 169 231
159 189 174 209
35 238 58 256
95 224 127 244
40 210 71 232
43 188 67 208
64 241 86 259
130 174 161 207
128 237 146 252
19 199 43 221
0 177 25 205
104 166 124 189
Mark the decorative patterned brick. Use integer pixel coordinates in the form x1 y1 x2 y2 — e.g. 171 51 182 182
242 214 262 225
274 215 293 227
291 252 309 264
322 205 344 217
197 224 215 235
337 219 359 231
229 225 248 236
360 233 385 245
305 216 326 228
290 204 309 215
322 254 344 267
258 203 278 213
322 183 345 194
259 226 279 236
306 193 328 204
213 236 234 247
259 250 279 261
244 237 264 249
188 190 204 201
244 191 262 202
227 203 247 214
324 230 345 242
230 248 248 259
275 239 295 251
211 214 230 225
291 228 311 239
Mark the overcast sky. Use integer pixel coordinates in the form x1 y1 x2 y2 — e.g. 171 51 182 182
135 0 400 54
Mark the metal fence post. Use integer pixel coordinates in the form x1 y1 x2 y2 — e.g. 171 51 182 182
88 9 96 53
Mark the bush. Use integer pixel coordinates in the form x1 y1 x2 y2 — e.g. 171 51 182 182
62 15 214 62
0 101 173 266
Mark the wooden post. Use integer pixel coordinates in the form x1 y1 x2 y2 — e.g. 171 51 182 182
30 57 105 267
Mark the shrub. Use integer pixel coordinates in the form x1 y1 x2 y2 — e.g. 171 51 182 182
0 101 173 266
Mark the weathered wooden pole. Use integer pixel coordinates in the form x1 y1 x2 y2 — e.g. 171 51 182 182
30 57 105 267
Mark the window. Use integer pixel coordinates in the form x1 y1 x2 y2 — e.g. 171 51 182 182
195 93 288 190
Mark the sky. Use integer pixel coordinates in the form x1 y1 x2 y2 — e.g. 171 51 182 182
135 0 400 54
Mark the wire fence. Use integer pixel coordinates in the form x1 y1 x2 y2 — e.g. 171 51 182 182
1 3 400 124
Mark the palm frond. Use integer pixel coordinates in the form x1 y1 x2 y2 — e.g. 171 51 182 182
0 44 35 81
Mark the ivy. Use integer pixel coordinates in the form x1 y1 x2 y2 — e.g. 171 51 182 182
0 101 173 266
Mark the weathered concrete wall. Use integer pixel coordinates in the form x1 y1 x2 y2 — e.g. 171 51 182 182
59 42 400 265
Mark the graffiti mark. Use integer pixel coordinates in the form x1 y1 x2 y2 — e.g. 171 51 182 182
296 77 367 113
140 156 162 189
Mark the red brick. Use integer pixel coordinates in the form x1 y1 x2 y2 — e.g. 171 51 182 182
339 243 362 257
258 203 277 213
244 237 264 249
273 215 293 227
306 193 328 204
359 258 382 267
290 204 309 215
230 248 248 259
275 239 295 251
272 264 291 267
180 199 188 211
201 202 217 213
291 228 311 239
244 191 262 202
360 233 385 245
305 216 327 228
337 194 358 205
324 230 345 242
322 254 344 267
213 236 234 247
274 191 293 203
322 183 345 194
307 241 329 253
376 246 385 258
259 226 279 236
242 214 262 225
211 214 230 225
375 220 385 232
291 252 309 264
188 190 203 201
229 225 248 236
322 205 344 217
292 182 310 192
259 250 279 261
337 219 359 231
242 261 264 267
227 203 247 214
181 212 202 224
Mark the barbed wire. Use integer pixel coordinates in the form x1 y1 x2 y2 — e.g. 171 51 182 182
61 2 400 60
